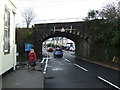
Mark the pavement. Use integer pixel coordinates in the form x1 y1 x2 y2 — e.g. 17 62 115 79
2 61 44 89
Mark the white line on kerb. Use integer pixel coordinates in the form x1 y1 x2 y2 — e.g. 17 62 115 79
74 64 88 72
65 58 70 62
98 76 120 90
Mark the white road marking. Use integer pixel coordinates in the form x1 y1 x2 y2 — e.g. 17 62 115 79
41 58 45 64
74 63 88 72
98 76 120 90
52 68 63 71
43 58 49 74
45 58 48 63
64 58 71 62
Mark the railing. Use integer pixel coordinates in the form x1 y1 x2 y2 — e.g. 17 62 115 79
20 17 83 28
33 17 83 24
50 26 76 32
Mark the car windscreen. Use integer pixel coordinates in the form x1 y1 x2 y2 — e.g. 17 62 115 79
55 49 62 51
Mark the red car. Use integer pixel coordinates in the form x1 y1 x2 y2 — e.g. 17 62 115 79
47 47 54 52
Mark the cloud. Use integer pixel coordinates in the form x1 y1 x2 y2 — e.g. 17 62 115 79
15 0 117 26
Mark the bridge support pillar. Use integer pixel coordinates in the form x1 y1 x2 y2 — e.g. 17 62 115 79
75 38 90 58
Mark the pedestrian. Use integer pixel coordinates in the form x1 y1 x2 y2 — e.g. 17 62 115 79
28 49 37 70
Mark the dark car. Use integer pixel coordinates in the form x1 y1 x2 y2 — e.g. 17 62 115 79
47 47 54 52
53 48 63 58
66 46 70 51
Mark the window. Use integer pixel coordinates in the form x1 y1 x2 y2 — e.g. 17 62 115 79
4 8 10 53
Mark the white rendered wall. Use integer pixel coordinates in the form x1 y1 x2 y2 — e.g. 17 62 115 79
0 0 16 75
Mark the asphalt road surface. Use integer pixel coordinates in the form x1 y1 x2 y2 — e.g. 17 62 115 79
43 49 120 89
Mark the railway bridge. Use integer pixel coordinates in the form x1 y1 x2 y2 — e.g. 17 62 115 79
33 21 94 59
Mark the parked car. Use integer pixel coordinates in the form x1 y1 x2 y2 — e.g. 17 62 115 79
53 48 63 58
69 47 75 52
66 46 70 51
47 47 54 52
65 46 75 51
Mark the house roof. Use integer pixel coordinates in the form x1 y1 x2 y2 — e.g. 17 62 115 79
9 0 17 8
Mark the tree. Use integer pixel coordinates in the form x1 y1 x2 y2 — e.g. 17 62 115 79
118 1 120 17
99 2 118 22
87 10 99 20
116 1 120 32
22 8 36 28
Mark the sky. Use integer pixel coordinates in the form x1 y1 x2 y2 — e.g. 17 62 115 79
14 0 118 27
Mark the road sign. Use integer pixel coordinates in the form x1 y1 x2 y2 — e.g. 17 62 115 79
25 44 32 51
61 27 65 32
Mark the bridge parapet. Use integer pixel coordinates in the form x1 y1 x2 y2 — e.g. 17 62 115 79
34 21 90 42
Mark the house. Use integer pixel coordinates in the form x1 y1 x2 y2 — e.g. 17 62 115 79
0 0 16 75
